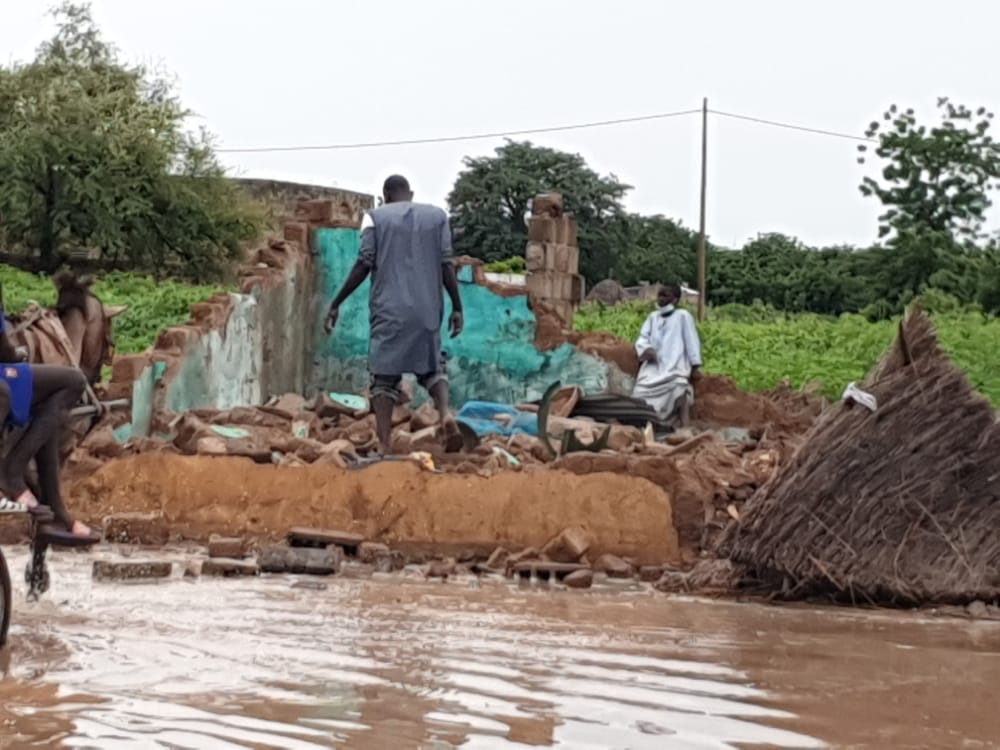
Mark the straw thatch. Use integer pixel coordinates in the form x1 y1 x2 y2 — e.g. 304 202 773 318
717 305 1000 605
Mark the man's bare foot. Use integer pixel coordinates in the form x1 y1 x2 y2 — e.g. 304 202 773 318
70 520 92 537
15 489 39 510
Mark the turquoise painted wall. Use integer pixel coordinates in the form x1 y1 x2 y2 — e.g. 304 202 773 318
310 228 627 405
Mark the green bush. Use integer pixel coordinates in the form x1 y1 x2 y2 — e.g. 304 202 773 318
0 264 223 354
575 301 1000 404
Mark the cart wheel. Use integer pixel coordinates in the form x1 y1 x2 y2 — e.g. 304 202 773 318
0 549 11 647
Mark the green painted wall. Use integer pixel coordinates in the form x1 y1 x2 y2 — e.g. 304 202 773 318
310 228 628 405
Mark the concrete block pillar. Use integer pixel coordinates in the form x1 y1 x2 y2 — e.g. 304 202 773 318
525 193 584 327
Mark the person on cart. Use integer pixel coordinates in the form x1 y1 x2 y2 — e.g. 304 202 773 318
0 308 99 542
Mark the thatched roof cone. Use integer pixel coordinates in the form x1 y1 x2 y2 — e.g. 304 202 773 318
716 304 1000 605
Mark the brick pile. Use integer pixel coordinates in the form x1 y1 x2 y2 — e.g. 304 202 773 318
524 193 585 327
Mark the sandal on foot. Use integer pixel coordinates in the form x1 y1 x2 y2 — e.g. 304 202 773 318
0 496 28 513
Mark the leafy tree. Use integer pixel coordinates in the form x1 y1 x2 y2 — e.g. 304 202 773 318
0 2 263 278
447 140 630 282
613 214 698 288
858 98 1000 240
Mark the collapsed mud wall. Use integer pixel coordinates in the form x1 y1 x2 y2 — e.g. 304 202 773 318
309 229 633 404
75 454 681 564
108 240 313 439
107 195 637 439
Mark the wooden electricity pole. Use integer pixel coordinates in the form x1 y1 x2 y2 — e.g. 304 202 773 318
697 97 708 322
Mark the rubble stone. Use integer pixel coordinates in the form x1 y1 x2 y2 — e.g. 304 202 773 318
93 560 173 581
596 553 634 579
563 569 594 589
201 558 260 577
541 526 592 563
638 565 663 582
258 545 343 575
103 512 170 546
208 535 246 559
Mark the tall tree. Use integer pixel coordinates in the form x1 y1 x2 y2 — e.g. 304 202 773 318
858 99 1000 240
447 141 630 282
0 2 263 278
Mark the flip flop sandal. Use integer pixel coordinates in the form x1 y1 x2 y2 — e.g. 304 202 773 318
36 523 100 548
0 496 55 521
0 496 27 513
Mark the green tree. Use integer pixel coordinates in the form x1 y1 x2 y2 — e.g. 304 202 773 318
613 214 698 288
0 3 263 278
447 140 630 282
858 99 1000 240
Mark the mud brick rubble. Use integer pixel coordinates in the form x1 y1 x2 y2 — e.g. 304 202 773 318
54 371 825 591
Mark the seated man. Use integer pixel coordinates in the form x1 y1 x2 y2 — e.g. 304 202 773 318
631 283 703 428
0 320 97 540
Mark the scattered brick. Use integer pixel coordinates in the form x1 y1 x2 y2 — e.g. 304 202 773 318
103 512 170 546
93 560 173 581
208 535 246 559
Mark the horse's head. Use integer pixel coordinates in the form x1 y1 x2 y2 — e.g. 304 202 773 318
54 272 128 384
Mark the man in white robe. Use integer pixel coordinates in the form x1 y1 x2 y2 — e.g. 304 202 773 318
631 283 703 427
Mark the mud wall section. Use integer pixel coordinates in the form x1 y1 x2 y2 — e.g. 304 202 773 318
109 196 633 439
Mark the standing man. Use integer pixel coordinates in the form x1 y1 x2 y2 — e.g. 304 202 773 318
631 282 703 427
324 175 463 455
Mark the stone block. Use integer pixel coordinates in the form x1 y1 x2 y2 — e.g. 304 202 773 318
569 274 585 303
531 193 563 217
103 512 170 546
526 271 561 300
563 569 594 589
564 216 579 246
258 545 343 575
208 535 246 559
288 526 364 555
596 553 634 579
525 242 546 271
541 526 592 563
528 216 558 243
358 541 390 564
201 558 260 577
93 560 173 581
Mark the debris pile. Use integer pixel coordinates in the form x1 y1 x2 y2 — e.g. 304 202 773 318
63 372 819 559
718 307 1000 606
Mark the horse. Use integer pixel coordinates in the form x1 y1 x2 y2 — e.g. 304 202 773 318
6 273 126 386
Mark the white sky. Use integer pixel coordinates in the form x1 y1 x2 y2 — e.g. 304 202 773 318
3 0 999 248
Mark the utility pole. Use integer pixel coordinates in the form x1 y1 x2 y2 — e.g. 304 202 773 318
697 97 708 322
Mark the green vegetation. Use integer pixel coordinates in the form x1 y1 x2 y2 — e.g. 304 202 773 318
0 264 223 354
485 256 526 274
575 301 1000 404
450 98 1000 320
0 3 264 279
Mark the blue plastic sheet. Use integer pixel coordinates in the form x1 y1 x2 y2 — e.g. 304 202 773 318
456 400 538 438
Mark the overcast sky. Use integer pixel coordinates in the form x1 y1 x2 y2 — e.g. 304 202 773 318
4 0 999 248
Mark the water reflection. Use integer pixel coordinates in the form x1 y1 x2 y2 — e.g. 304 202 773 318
0 549 996 748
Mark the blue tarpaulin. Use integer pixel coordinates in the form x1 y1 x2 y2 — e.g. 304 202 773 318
455 401 538 438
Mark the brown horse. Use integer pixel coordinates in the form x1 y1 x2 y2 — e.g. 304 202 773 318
6 273 126 386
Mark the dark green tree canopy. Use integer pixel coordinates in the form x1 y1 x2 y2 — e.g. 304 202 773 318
447 140 630 281
0 2 262 279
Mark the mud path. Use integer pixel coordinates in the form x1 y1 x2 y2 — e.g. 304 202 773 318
1 549 998 749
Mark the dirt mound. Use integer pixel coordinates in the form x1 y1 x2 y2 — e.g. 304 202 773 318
719 307 1000 606
71 453 680 564
694 374 816 443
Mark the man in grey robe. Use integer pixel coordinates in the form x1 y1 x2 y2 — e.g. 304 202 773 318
325 175 463 455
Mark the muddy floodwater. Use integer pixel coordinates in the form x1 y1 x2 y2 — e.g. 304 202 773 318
0 549 998 749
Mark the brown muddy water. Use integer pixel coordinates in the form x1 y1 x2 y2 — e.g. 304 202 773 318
0 549 998 749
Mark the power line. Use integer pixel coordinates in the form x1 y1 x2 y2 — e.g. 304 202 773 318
215 109 701 153
709 109 875 143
